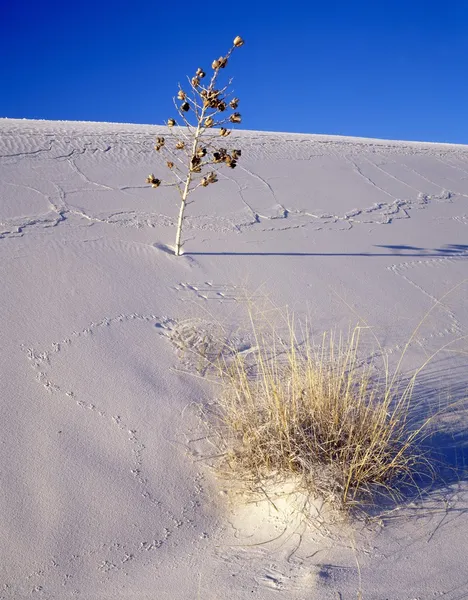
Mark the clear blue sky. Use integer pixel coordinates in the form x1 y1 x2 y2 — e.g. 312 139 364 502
2 0 468 143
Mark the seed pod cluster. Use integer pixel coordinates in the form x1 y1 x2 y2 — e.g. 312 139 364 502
212 56 228 70
145 174 161 187
200 171 218 187
154 137 165 151
212 148 227 163
201 89 221 109
212 148 238 169
190 156 202 172
147 33 245 252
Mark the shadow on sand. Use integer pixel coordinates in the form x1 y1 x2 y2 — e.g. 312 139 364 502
363 361 468 522
186 244 468 258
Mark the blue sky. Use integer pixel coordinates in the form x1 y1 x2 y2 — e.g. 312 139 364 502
1 0 468 143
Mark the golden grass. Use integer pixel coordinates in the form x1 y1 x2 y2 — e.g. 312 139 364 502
212 318 429 511
207 287 466 514
181 282 466 515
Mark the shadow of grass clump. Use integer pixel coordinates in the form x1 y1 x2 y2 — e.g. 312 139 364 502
412 365 468 490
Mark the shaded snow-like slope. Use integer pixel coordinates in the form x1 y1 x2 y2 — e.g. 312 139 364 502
1 119 467 600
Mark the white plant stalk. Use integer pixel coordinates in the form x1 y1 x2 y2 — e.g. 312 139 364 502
146 36 245 256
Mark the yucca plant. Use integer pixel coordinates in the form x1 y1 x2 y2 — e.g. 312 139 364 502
146 35 245 256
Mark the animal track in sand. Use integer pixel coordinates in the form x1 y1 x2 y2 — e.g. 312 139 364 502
173 281 246 302
3 124 468 242
11 312 212 599
155 315 253 375
387 252 468 343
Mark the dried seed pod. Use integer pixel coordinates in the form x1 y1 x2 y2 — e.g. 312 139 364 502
232 149 241 159
200 177 209 187
191 76 200 87
224 154 233 165
228 159 237 169
196 67 206 78
181 102 190 112
196 147 207 158
146 174 161 187
212 59 220 70
177 90 186 100
219 128 231 137
229 113 241 123
167 118 176 127
229 97 239 109
154 136 165 151
233 36 244 47
217 101 227 112
166 161 174 169
217 56 228 68
175 141 185 150
213 147 227 163
190 156 202 172
207 172 218 184
204 116 214 128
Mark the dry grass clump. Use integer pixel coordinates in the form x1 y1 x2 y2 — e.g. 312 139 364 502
213 322 430 511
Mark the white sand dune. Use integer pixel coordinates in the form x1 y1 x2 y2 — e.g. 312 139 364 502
1 118 467 599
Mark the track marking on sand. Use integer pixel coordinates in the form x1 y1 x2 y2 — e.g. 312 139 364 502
155 316 253 375
173 281 246 302
346 156 400 201
22 313 163 494
387 256 467 335
453 214 468 226
1 534 205 600
11 312 212 599
2 128 468 241
370 254 468 363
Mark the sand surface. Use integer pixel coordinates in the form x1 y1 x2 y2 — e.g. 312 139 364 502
1 118 468 599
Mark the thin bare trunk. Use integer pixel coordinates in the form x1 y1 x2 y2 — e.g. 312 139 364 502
174 106 207 256
174 174 191 256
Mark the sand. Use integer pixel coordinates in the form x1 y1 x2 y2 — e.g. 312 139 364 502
1 118 467 599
